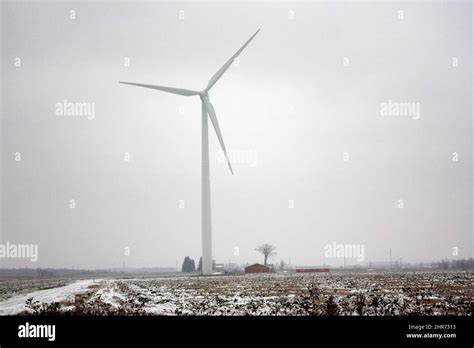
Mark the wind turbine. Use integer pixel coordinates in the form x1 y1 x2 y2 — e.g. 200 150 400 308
120 29 260 275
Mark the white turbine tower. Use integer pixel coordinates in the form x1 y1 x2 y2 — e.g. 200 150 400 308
120 29 260 275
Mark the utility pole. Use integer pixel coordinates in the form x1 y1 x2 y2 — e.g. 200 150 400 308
390 248 392 269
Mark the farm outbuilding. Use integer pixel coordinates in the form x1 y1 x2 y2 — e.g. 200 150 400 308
245 263 271 274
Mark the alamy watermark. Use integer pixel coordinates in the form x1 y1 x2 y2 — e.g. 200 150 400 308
55 99 95 120
18 322 55 341
324 241 365 262
380 99 420 120
0 241 38 262
217 149 258 167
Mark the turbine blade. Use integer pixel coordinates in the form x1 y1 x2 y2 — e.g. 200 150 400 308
202 97 234 175
119 82 200 97
205 29 260 92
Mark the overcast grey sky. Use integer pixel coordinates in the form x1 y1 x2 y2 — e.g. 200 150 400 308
1 0 472 269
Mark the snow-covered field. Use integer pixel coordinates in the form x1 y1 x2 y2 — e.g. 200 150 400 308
0 278 71 302
0 279 98 315
0 272 472 316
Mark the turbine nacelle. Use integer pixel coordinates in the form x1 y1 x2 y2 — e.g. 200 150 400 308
119 29 259 177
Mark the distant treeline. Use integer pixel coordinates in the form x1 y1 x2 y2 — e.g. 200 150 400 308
433 258 474 270
0 267 176 280
0 268 97 279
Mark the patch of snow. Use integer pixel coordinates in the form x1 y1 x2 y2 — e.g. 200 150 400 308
0 279 99 315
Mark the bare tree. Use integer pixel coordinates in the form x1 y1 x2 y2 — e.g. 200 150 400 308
255 244 277 265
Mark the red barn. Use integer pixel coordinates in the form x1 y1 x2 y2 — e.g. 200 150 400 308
245 263 271 274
